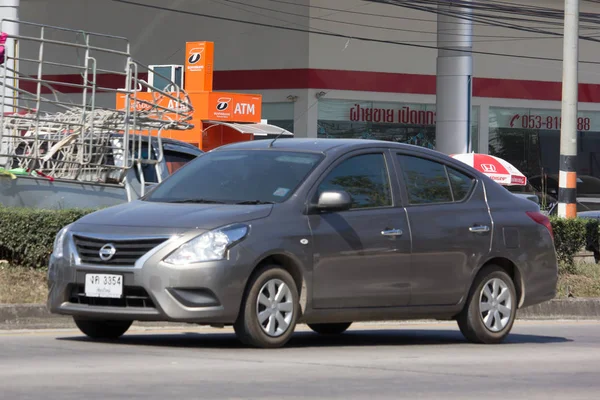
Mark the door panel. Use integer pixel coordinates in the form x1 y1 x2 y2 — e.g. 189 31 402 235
310 209 411 308
405 184 492 306
308 151 411 309
395 153 492 306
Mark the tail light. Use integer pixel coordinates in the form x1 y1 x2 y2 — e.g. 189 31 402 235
526 211 554 240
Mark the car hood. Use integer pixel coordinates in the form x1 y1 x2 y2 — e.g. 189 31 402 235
73 200 274 230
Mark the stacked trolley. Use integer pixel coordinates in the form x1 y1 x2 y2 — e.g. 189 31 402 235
0 19 197 209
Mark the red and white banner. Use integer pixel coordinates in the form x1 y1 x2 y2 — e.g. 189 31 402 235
451 153 527 186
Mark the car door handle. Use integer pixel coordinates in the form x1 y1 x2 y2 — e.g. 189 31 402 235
381 228 403 237
469 225 490 233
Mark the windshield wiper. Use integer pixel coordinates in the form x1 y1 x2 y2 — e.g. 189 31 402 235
167 199 226 204
235 200 275 205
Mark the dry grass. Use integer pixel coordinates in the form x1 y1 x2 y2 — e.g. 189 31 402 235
0 263 48 304
557 261 600 298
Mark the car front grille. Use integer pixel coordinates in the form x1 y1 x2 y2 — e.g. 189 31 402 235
73 235 168 266
68 284 155 308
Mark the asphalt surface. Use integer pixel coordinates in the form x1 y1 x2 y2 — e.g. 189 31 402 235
1 320 599 399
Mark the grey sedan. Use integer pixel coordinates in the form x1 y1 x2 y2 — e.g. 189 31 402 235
47 139 558 348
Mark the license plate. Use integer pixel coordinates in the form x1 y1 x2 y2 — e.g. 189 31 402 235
85 274 123 299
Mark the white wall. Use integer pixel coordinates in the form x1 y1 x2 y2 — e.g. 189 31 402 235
18 0 310 74
13 0 600 139
308 0 437 76
15 0 311 111
16 0 600 84
308 0 600 84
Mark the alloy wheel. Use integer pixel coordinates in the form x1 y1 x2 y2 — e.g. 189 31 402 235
479 277 513 332
256 278 294 337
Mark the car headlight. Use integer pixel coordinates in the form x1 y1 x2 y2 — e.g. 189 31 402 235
164 224 249 265
53 225 70 258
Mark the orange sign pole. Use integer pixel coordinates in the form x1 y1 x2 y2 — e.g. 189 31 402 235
184 41 214 92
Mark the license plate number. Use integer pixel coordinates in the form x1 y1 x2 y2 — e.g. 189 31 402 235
85 274 123 299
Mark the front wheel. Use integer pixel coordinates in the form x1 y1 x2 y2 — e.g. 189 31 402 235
234 266 299 348
308 322 352 335
74 318 132 340
457 266 517 344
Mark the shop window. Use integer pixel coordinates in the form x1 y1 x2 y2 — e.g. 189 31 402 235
317 99 479 152
317 153 392 209
471 111 479 153
261 102 294 136
488 107 600 179
489 107 600 211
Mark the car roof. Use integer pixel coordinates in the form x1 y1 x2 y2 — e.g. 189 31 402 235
160 137 203 152
213 138 487 179
214 137 511 186
214 138 434 155
112 133 203 153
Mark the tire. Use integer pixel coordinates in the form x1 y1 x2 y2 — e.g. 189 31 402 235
74 318 132 340
234 265 299 348
308 322 352 335
457 265 517 344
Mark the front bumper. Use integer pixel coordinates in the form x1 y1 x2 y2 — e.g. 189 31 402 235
47 232 254 324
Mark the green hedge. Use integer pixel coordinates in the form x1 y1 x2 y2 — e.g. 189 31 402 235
550 217 586 272
1 207 599 272
0 207 95 269
550 216 600 273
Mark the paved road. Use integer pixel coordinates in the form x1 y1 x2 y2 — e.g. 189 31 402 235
1 320 599 399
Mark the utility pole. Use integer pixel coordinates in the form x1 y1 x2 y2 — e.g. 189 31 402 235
435 0 473 155
558 0 580 219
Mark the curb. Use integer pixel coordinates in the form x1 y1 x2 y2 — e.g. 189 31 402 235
516 298 600 319
1 299 600 330
0 304 73 330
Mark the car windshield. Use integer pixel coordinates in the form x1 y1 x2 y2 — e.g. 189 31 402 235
143 149 324 204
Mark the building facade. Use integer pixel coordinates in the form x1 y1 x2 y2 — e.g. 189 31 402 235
6 0 600 184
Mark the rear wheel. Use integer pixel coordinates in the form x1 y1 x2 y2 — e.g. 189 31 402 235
457 265 517 344
74 318 132 339
234 266 299 348
308 322 352 335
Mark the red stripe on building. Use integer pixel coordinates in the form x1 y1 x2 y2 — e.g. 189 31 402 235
18 68 600 103
474 77 563 101
18 73 150 95
214 69 437 95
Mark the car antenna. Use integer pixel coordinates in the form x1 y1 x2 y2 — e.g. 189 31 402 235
268 127 287 148
269 95 321 147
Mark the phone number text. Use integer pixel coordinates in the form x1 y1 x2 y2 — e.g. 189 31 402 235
512 114 592 131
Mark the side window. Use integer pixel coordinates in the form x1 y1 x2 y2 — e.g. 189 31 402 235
447 167 475 201
164 150 198 175
317 153 392 209
397 155 453 204
131 141 158 183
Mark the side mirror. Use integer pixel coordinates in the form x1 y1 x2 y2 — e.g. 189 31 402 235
315 190 352 212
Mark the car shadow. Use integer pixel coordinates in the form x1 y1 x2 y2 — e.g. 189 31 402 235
56 327 572 350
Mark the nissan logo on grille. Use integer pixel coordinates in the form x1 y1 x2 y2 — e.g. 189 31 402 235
99 244 117 261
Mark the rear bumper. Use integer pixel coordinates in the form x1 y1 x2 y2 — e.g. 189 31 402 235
520 259 559 309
